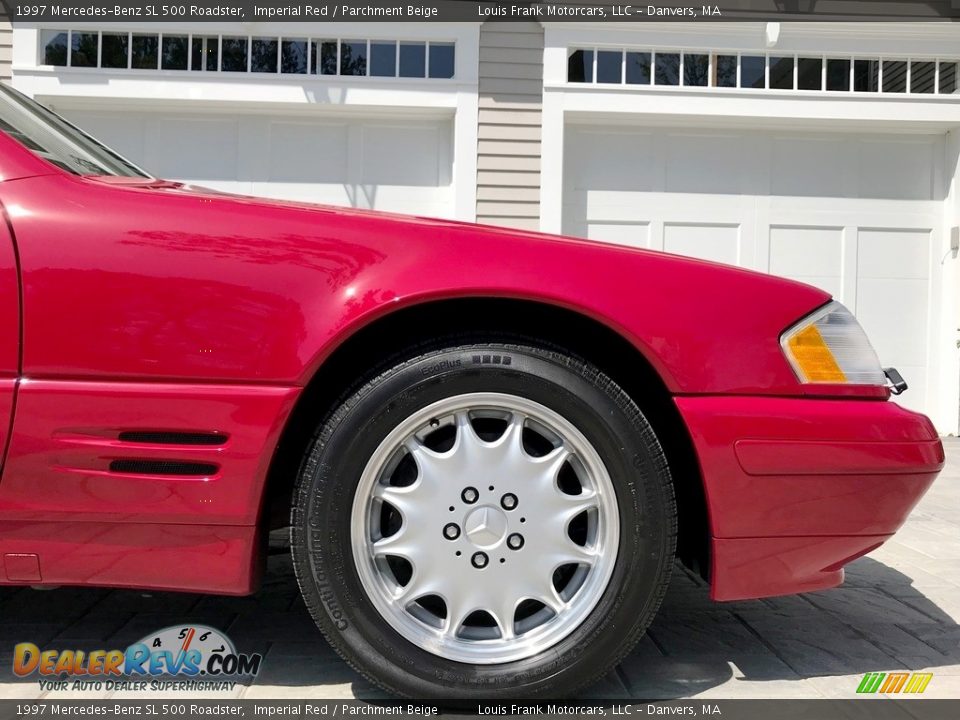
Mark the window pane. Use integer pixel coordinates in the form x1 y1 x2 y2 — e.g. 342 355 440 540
399 43 426 78
568 49 593 82
221 37 248 72
626 52 651 84
101 33 128 69
769 56 793 89
161 35 188 71
826 59 849 91
797 57 822 90
684 53 709 86
655 53 680 86
715 54 736 87
854 59 879 92
741 55 765 88
596 50 621 83
71 32 98 68
429 43 455 78
251 38 278 73
41 30 68 66
371 41 397 77
940 62 958 94
191 37 218 72
909 61 935 93
131 35 158 70
882 60 907 92
314 40 337 75
281 39 308 74
341 40 367 76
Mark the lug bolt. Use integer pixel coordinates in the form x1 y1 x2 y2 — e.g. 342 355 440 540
461 487 479 504
471 552 489 569
507 533 524 550
501 493 518 511
443 523 460 540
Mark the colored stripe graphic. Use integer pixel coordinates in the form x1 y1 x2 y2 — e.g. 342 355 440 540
857 672 885 693
880 672 909 693
903 673 933 694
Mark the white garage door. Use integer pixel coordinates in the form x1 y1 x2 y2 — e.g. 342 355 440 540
61 108 455 219
564 125 944 414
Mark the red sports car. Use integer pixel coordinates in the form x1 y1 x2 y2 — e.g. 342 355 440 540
0 85 944 697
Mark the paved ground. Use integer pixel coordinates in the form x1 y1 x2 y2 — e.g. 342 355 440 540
1 440 958 701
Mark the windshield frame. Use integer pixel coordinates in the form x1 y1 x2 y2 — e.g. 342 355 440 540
0 85 152 179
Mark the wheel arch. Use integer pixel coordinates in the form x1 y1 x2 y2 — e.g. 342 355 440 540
261 297 710 580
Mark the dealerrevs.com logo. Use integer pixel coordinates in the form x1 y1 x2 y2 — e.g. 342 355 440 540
13 625 262 692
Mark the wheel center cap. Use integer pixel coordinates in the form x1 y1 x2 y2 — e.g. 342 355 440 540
463 505 508 548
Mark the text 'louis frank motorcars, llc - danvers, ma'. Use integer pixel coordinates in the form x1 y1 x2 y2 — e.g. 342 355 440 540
0 82 944 698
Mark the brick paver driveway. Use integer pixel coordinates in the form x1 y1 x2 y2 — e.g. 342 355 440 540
1 439 958 701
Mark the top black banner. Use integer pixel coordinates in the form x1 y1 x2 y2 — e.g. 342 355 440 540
2 0 959 22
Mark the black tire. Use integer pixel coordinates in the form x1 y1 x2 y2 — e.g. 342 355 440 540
290 342 676 699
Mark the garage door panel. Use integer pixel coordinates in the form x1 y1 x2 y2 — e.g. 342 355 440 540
564 129 656 192
665 133 744 194
857 278 929 368
361 123 450 187
150 117 240 181
268 121 349 183
859 140 936 201
771 138 849 197
585 222 651 248
60 108 454 219
769 226 843 299
565 123 942 422
857 228 931 280
663 223 740 266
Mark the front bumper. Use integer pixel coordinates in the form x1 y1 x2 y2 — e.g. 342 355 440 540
675 396 943 601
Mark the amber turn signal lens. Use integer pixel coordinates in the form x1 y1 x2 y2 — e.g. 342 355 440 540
786 325 846 383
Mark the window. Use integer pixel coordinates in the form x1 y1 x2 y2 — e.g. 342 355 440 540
41 30 68 66
161 35 188 71
251 38 278 73
102 33 129 69
655 53 680 85
340 40 367 76
715 54 737 87
568 49 593 83
854 59 879 92
71 33 98 68
882 60 907 93
399 43 426 78
429 43 455 79
281 39 308 74
131 34 158 70
825 59 848 91
370 41 397 77
564 46 959 97
911 61 936 93
36 31 455 81
769 56 793 90
626 52 651 85
684 53 709 86
596 50 621 83
221 37 248 72
797 57 822 90
741 55 765 88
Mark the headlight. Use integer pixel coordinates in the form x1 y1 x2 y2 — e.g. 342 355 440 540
780 301 885 385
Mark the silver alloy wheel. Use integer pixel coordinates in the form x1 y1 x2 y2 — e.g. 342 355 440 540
350 392 620 664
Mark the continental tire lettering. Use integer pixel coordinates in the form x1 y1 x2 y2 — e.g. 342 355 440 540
420 359 462 376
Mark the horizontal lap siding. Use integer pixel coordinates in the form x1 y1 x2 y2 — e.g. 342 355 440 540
477 22 544 230
0 8 10 83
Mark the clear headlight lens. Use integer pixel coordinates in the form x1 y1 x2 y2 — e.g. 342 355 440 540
781 301 885 385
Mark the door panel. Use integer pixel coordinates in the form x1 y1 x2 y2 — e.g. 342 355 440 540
0 204 20 470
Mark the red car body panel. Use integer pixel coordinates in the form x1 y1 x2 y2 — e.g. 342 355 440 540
0 131 944 599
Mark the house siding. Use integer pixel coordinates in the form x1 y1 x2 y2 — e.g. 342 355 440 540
0 7 11 84
476 22 543 230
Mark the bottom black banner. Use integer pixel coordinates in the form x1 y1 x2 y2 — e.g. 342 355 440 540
0 700 958 720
